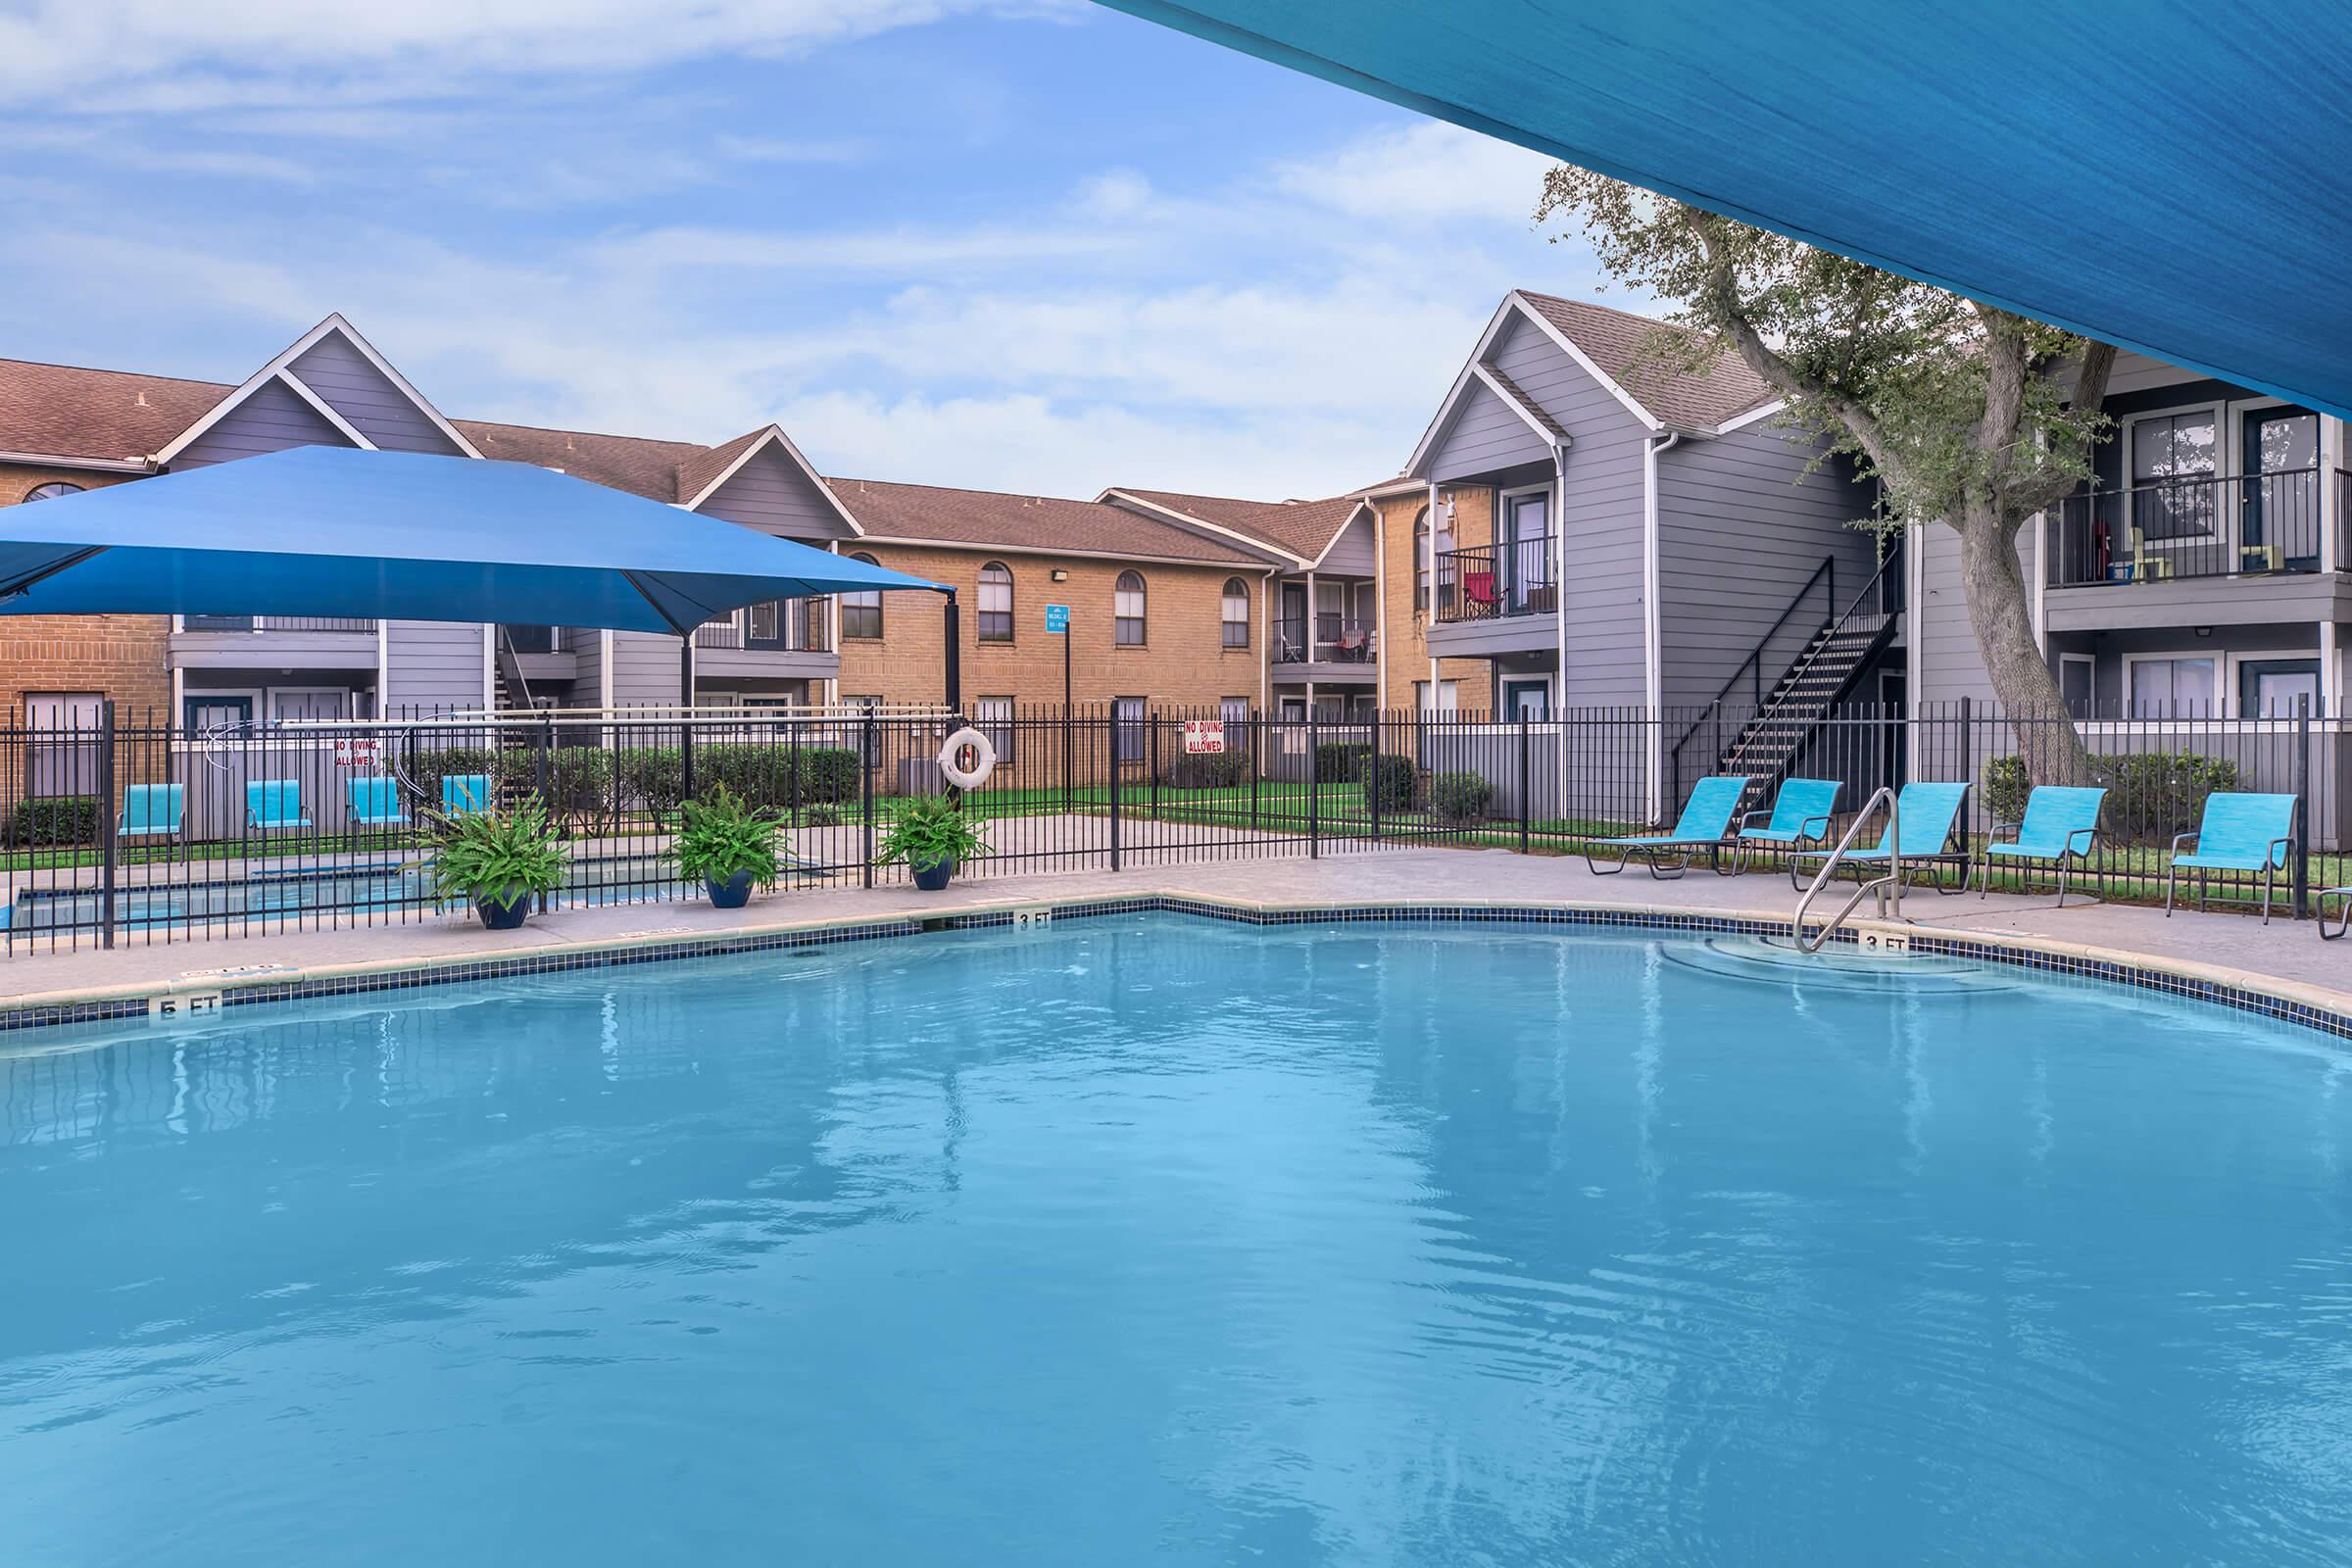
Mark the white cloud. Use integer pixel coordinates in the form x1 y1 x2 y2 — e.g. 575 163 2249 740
1271 120 1555 224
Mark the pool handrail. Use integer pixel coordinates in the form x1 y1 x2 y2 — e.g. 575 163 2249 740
1793 785 1901 953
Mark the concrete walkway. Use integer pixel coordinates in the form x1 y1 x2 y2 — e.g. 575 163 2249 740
4 846 2347 1021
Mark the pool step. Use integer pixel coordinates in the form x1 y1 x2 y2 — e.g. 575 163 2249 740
1661 935 2025 995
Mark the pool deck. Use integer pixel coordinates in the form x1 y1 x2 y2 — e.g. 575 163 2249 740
5 846 2350 1027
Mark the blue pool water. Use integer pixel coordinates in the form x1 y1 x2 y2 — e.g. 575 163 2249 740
4 917 2350 1565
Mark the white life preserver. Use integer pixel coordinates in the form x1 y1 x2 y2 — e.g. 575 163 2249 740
938 725 999 790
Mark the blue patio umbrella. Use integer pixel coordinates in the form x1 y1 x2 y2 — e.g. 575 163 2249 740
1095 0 2352 421
0 444 959 705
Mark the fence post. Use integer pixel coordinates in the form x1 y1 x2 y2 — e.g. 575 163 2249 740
536 711 556 912
1518 710 1532 855
1249 710 1261 830
1109 710 1123 872
860 707 876 890
1958 695 1973 798
2295 696 2312 919
98 699 119 951
1308 704 1321 858
1369 709 1383 844
1150 709 1160 820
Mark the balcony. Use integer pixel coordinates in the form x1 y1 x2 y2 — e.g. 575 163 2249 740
696 599 830 654
1275 614 1378 664
501 625 572 654
181 614 377 633
1432 535 1556 623
2046 469 2329 588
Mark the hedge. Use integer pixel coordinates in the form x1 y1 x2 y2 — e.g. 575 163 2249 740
10 795 99 847
2101 752 2242 841
1429 770 1494 823
1362 753 1418 811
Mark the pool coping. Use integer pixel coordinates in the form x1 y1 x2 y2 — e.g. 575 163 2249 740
4 890 2350 1042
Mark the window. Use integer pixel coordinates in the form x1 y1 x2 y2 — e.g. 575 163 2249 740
841 553 884 639
22 481 82 504
1220 577 1250 648
1219 696 1250 727
2126 656 2217 717
977 562 1013 642
1412 505 1453 612
1113 696 1148 761
1414 679 1459 716
974 695 1015 765
2129 410 2220 541
1114 570 1147 646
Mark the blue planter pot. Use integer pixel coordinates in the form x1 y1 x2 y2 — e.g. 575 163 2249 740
475 891 532 930
912 859 956 892
707 870 755 908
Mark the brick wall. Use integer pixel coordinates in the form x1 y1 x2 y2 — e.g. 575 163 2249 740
0 463 173 722
837 544 1268 713
1374 487 1496 714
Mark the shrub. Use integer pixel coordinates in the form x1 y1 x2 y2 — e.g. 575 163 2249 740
672 784 784 890
12 795 99 847
497 746 613 829
1168 749 1249 789
411 746 500 810
1312 741 1370 783
416 796 566 906
1981 755 2031 825
876 794 987 875
1428 770 1494 823
803 803 844 828
619 747 685 818
1362 752 1418 811
618 743 858 818
2100 751 2243 841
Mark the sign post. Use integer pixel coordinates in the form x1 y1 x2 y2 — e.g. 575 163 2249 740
1046 604 1071 808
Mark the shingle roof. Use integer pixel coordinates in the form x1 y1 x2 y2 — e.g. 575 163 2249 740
672 426 770 507
831 478 1263 564
1116 487 1366 564
0 358 231 462
453 417 704 501
1515 291 1779 429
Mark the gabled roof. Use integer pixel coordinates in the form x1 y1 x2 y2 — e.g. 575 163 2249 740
830 478 1265 564
678 423 862 535
1513 291 1777 430
1108 487 1367 565
155 315 484 466
0 359 232 464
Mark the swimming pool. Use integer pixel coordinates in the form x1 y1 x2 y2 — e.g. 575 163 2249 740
4 915 2348 1564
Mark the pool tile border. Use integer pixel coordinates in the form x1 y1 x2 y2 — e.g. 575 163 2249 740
4 895 2350 1043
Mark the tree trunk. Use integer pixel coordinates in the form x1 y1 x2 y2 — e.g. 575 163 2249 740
1953 511 2098 784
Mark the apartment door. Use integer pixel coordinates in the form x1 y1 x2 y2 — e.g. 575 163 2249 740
183 694 253 733
270 689 350 724
2239 659 2320 718
1503 678 1549 720
1279 582 1308 662
24 692 102 799
2241 409 2321 570
1501 491 1551 612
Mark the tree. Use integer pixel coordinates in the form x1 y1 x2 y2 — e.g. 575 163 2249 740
1537 169 2117 780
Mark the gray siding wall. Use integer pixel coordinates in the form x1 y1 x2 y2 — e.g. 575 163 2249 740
172 377 353 467
1655 424 1874 709
565 630 607 710
1315 511 1376 575
1428 372 1552 482
1914 524 2036 708
611 631 687 707
288 335 466 455
383 621 485 713
697 446 855 541
1488 313 1651 708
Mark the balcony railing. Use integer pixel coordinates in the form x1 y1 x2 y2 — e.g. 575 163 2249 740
696 599 830 653
1276 615 1378 663
182 614 377 633
1433 535 1556 623
502 625 571 655
2046 469 2325 588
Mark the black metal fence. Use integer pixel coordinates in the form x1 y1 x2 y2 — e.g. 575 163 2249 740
2 699 2345 954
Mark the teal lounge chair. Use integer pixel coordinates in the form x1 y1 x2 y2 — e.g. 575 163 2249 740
1790 780 1972 893
1727 777 1840 874
2167 791 2296 924
246 779 310 833
118 783 183 839
441 773 492 815
1585 775 1752 878
1983 785 2106 906
348 776 410 829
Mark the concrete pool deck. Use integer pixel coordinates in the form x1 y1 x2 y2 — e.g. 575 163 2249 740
5 846 2351 1032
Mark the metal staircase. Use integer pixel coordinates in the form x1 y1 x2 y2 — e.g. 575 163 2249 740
1670 550 1899 805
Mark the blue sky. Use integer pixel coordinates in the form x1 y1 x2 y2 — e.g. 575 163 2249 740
0 1 1609 497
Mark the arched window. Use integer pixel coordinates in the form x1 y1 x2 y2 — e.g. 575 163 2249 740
22 481 82 504
841 552 884 640
978 561 1013 642
1114 570 1147 647
1220 577 1250 649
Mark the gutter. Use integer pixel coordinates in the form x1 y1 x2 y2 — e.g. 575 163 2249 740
1642 430 1682 820
0 450 153 475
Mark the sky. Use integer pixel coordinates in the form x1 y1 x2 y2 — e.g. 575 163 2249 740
0 0 1616 499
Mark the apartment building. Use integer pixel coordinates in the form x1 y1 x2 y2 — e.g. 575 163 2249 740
0 317 1301 726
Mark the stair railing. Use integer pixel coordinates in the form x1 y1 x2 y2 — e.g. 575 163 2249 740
1666 554 1837 805
1793 785 1901 952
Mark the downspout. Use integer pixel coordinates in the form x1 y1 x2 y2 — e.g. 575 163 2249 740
1369 501 1388 711
1425 480 1441 708
1641 430 1681 821
1260 564 1278 716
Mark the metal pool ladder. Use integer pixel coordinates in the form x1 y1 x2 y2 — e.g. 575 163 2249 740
1791 786 1902 954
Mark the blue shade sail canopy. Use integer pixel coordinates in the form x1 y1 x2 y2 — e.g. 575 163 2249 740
0 445 941 633
1096 0 2352 420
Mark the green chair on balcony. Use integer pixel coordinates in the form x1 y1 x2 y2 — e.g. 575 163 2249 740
118 783 184 840
1982 785 2106 906
348 776 410 830
1586 774 1751 879
2167 791 2296 924
246 779 310 833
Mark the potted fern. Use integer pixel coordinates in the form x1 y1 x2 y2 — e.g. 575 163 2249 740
417 796 567 930
673 785 784 909
876 794 988 891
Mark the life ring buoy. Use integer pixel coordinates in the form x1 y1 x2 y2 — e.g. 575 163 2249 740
938 725 998 790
